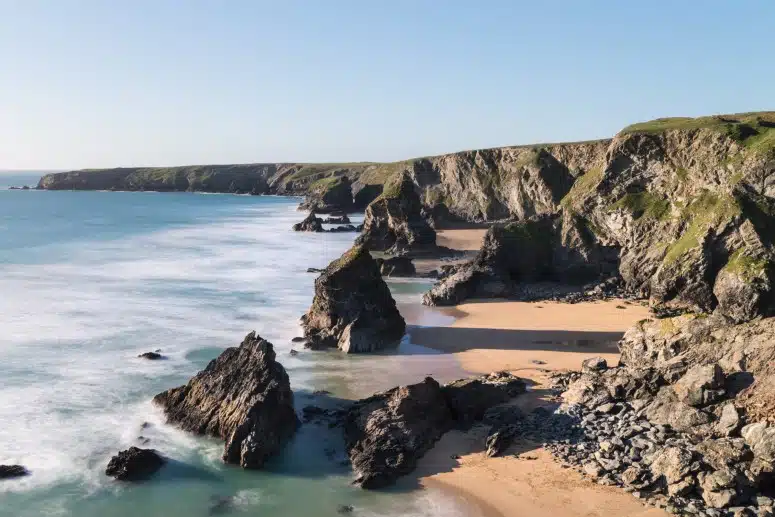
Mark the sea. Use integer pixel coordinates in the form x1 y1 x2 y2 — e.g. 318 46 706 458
0 173 477 517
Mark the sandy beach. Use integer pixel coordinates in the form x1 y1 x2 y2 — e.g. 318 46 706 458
399 228 665 517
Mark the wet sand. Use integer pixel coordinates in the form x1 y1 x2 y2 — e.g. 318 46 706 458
399 290 663 517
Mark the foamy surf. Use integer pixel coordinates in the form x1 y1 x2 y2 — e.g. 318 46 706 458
0 190 472 517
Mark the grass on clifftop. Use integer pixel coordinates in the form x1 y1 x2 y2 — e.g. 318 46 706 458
621 112 775 155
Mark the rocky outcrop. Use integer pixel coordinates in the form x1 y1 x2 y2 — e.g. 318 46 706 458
619 313 775 424
105 447 165 481
423 213 619 305
375 256 416 277
345 372 525 488
298 176 354 214
345 377 451 488
323 215 351 224
153 332 299 468
138 351 164 360
301 245 406 353
0 465 29 479
292 212 324 232
355 173 437 255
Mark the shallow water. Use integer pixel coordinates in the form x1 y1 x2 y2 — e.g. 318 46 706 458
0 186 474 517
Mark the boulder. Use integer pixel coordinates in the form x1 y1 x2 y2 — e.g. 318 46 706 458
0 465 29 479
301 245 406 353
105 447 165 481
153 332 299 468
650 446 693 485
298 176 354 214
355 173 437 255
718 403 742 436
643 387 712 432
293 212 324 232
582 357 608 373
344 377 452 488
742 423 775 461
375 256 416 277
672 363 725 407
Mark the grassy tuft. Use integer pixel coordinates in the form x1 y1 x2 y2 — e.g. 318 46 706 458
560 167 604 208
723 249 768 282
609 191 671 221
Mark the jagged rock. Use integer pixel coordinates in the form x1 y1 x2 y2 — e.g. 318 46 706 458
694 438 751 471
742 423 775 461
293 212 324 232
153 332 299 468
485 425 518 457
345 373 526 488
699 470 738 508
375 256 416 277
355 173 437 255
299 176 354 214
0 465 29 479
344 377 452 488
650 446 694 485
105 447 165 481
718 404 742 436
302 245 405 353
582 357 608 373
672 363 726 407
643 387 712 432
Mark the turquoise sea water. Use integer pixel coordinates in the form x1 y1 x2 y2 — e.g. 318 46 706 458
0 179 474 517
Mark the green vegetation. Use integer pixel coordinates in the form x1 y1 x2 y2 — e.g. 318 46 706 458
663 191 742 264
560 167 604 208
621 112 775 156
723 249 768 282
609 191 671 221
330 244 368 271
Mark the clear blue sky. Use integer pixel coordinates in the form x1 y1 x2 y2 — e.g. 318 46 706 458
1 0 772 169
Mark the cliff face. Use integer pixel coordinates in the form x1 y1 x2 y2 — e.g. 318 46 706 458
422 113 775 322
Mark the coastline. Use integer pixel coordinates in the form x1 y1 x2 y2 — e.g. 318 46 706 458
401 294 666 517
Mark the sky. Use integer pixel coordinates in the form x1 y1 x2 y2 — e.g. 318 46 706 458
1 1 773 170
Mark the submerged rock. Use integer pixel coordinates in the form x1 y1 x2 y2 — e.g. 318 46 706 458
301 245 405 353
293 212 324 232
138 351 164 360
105 447 165 481
324 215 351 224
153 332 299 468
0 465 29 479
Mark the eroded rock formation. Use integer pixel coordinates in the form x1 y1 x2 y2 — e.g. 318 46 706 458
301 245 406 353
153 332 299 468
355 173 437 255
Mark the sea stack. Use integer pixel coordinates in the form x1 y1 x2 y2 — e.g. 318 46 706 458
153 332 299 468
355 172 437 255
301 245 406 353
